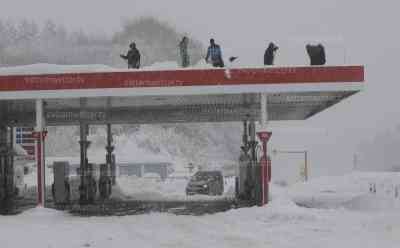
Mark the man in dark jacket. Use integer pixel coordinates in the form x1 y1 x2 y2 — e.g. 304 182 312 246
205 38 224 68
120 42 141 69
264 42 279 65
306 43 326 65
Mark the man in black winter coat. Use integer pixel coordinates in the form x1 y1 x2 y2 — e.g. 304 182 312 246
120 42 141 69
306 44 326 65
264 42 279 65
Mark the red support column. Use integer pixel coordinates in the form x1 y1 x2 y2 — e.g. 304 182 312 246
257 131 272 205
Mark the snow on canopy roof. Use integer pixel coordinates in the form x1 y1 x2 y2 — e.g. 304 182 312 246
0 63 118 76
0 63 364 124
0 61 213 76
0 62 362 76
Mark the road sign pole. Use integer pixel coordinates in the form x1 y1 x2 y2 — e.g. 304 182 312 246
305 151 308 182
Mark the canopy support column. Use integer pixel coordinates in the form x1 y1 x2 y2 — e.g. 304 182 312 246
0 125 14 212
34 99 46 207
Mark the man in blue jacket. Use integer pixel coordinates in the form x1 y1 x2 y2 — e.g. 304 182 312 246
205 38 224 68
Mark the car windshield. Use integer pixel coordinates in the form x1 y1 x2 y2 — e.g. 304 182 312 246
192 171 220 181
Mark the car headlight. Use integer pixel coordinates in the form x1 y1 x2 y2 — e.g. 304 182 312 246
203 184 208 188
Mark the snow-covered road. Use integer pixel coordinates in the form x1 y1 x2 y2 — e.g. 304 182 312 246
1 172 400 248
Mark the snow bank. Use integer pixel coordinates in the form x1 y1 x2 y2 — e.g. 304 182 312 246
343 194 400 212
23 158 235 201
3 172 400 247
116 175 235 201
0 63 117 75
143 61 179 70
0 61 338 76
2 181 400 248
290 172 400 211
0 61 207 75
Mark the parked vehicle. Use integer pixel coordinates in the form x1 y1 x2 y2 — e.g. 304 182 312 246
186 171 224 196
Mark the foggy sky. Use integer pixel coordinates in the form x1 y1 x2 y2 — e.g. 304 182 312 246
2 0 400 177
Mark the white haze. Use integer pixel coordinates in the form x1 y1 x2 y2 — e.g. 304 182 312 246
2 0 400 177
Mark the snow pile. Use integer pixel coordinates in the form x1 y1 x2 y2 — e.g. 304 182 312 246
0 61 315 77
0 181 399 247
23 167 235 201
3 172 400 247
192 59 215 69
116 176 187 200
0 62 175 76
343 194 400 212
0 63 117 75
290 172 400 212
143 61 179 70
0 61 215 76
116 175 235 201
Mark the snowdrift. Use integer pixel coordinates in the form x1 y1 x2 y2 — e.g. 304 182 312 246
0 61 215 76
290 172 400 212
4 172 400 248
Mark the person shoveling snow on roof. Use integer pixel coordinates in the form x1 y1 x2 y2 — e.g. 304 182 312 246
264 42 279 65
205 38 224 68
120 42 141 69
179 36 190 68
306 43 326 65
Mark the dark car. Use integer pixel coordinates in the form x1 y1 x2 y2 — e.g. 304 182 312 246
186 171 224 196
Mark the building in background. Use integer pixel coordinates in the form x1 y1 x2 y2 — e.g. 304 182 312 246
14 127 35 158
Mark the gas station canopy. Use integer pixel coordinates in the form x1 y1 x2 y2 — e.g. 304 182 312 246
0 66 364 126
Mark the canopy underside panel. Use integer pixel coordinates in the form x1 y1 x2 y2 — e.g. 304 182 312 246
0 91 356 126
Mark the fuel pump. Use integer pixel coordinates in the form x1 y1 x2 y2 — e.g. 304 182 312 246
99 124 114 200
237 118 259 203
52 161 70 205
86 163 97 203
236 117 271 206
98 163 112 200
248 120 261 204
78 123 96 204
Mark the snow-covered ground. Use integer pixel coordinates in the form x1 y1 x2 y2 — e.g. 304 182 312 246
2 172 400 248
23 165 236 201
115 175 235 201
290 172 400 211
